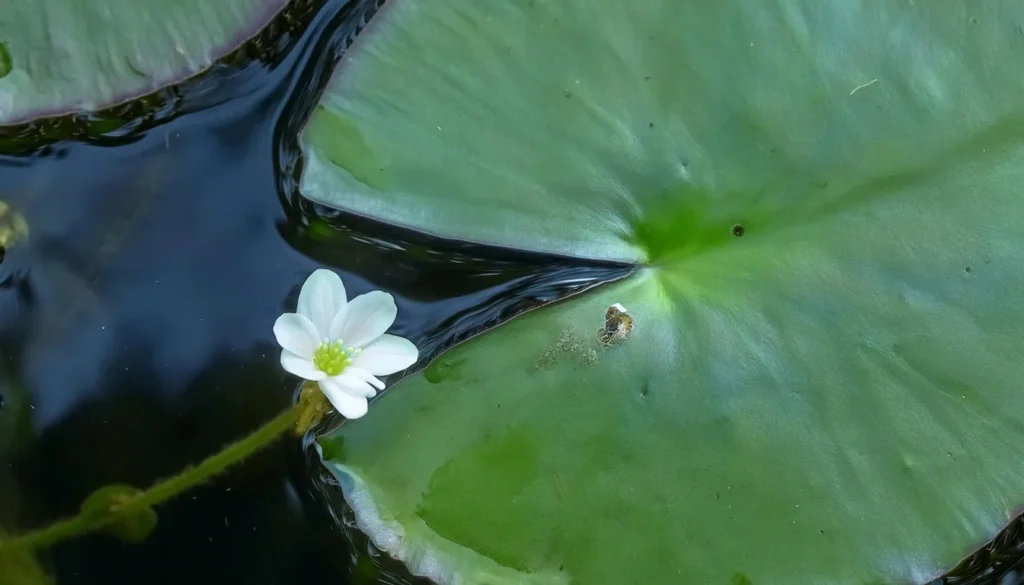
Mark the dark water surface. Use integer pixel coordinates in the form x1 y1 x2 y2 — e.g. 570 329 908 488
0 1 627 583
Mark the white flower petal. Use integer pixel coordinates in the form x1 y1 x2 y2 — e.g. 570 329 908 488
280 350 326 381
332 291 397 348
326 302 352 345
322 370 381 400
319 378 370 419
273 313 320 358
342 367 386 392
297 269 347 337
352 334 419 376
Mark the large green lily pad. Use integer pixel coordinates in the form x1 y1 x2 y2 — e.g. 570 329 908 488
306 1 1024 583
0 0 289 124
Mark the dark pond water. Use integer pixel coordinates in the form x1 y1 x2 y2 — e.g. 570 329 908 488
1 1 1023 584
0 1 627 583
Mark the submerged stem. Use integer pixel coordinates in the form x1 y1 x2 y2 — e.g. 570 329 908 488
1 401 304 552
130 402 302 510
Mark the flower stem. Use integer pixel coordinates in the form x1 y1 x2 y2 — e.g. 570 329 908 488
129 402 302 510
0 514 95 553
1 402 303 552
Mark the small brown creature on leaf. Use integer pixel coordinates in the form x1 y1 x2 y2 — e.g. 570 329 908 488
597 303 634 346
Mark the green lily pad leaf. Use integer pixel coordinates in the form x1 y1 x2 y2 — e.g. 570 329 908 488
80 484 157 544
0 0 289 124
307 0 1024 583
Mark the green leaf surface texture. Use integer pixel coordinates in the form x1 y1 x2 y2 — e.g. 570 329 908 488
305 1 1024 583
0 0 288 123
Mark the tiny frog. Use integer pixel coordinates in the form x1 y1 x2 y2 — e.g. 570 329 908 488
597 302 634 346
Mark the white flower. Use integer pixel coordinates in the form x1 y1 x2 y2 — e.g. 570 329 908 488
274 269 418 419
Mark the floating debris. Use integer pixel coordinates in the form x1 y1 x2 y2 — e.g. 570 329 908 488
534 327 598 370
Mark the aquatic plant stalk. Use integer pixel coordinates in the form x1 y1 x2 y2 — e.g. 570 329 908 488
0 401 304 552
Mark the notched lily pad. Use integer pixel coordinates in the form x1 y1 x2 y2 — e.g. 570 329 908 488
308 1 1024 584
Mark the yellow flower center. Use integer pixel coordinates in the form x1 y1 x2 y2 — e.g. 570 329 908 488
312 339 358 376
